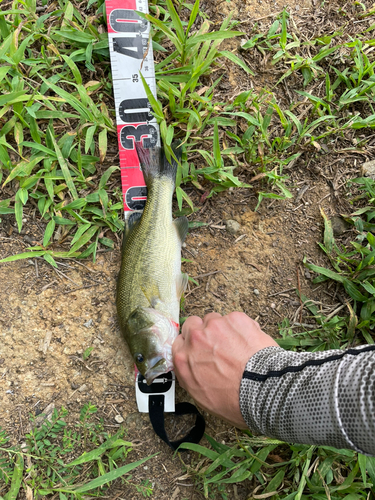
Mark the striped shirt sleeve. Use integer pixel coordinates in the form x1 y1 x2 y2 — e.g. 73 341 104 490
239 345 375 455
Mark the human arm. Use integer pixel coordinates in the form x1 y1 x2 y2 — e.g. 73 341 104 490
172 312 278 428
172 312 375 455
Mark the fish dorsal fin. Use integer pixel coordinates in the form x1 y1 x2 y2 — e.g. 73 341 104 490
123 211 142 247
177 272 189 299
174 216 189 244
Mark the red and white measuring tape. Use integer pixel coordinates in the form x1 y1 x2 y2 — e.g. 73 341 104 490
105 0 175 412
105 1 205 449
105 0 160 218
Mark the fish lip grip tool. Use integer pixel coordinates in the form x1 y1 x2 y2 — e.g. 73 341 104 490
105 0 205 449
135 368 205 450
136 369 205 451
135 370 176 413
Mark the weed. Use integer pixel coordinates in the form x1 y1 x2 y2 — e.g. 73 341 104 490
0 405 156 499
303 180 375 346
0 0 120 264
179 433 375 499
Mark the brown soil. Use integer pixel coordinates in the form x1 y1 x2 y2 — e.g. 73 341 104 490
2 0 373 499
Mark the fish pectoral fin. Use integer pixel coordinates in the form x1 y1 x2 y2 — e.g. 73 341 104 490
140 285 154 307
122 211 142 247
174 216 189 244
177 272 189 299
140 284 162 309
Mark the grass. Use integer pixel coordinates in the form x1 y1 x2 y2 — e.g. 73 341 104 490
0 403 156 499
178 434 375 500
1 0 375 498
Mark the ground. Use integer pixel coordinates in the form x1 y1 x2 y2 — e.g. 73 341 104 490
0 0 373 498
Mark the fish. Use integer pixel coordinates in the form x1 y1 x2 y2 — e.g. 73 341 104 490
116 143 189 385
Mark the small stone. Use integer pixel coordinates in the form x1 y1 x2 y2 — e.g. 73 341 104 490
361 160 375 179
271 302 276 308
78 384 87 393
84 319 93 328
305 270 311 279
253 289 260 296
225 219 241 235
330 215 350 237
115 414 124 424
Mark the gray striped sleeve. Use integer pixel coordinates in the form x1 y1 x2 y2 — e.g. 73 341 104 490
239 345 375 455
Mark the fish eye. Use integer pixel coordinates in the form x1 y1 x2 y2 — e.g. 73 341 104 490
136 353 144 363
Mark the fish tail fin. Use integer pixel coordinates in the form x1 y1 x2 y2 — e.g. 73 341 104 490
135 142 181 188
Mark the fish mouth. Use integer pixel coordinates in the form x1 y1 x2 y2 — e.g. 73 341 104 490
144 357 168 385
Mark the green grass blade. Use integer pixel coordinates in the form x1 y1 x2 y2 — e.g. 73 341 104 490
43 219 56 247
139 72 163 118
220 50 255 75
3 454 23 500
213 120 221 167
0 251 46 263
73 454 158 493
304 260 344 283
49 132 78 200
186 0 200 36
67 431 125 466
62 54 82 85
165 0 185 43
185 31 244 48
69 225 98 254
177 442 220 460
43 253 58 268
99 166 119 189
0 91 27 107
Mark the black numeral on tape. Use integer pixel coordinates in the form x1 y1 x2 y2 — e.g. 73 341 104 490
120 124 158 149
109 9 148 33
126 186 147 211
119 98 154 123
113 36 148 59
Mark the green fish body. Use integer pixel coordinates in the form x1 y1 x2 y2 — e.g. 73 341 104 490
116 144 188 384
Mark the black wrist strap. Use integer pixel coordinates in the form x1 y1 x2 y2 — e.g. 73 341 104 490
148 394 205 451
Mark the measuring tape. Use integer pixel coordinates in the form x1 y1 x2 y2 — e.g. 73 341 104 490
105 0 160 217
105 0 205 450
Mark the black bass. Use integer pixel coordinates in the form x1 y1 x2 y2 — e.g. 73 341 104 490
116 143 188 384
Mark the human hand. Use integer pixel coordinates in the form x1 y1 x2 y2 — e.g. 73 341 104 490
172 312 278 428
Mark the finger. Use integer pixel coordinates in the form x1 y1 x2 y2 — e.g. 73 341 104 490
181 315 203 338
202 312 222 327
